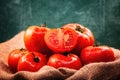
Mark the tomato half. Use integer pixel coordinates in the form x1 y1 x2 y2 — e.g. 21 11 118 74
44 28 78 53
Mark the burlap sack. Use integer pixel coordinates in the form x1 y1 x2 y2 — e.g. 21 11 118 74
0 31 120 80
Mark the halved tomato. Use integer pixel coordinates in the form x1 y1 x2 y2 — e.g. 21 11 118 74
44 28 78 53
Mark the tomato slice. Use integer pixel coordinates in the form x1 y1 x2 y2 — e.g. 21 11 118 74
44 28 78 53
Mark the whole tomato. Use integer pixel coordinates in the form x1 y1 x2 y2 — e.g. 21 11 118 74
80 46 115 65
24 24 53 57
44 28 78 53
47 53 82 70
62 23 94 55
8 48 27 73
18 51 46 72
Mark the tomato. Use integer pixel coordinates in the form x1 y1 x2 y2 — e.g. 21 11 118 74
47 53 82 70
8 48 27 73
24 25 53 57
80 46 115 65
62 23 94 55
44 28 78 53
18 51 46 72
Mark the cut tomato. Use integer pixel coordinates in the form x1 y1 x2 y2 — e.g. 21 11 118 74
44 28 78 53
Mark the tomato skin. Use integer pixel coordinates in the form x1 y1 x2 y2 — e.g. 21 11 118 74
44 28 78 53
62 23 94 55
80 46 115 65
47 53 82 70
17 51 46 72
24 26 53 57
8 48 27 73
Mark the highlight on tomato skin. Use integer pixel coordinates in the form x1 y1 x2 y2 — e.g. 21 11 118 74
44 28 78 53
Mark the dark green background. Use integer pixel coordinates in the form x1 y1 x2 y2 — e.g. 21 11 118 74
0 0 120 49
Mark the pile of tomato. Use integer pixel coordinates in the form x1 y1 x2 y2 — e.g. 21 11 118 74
8 23 115 73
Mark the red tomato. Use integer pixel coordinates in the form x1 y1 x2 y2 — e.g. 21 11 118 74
44 28 78 53
18 51 46 72
24 25 53 57
62 23 94 55
80 46 115 65
47 53 82 70
8 48 27 73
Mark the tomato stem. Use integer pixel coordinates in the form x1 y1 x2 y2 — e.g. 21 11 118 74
41 22 47 27
31 52 39 63
20 48 26 51
75 26 84 33
94 41 101 46
63 52 69 56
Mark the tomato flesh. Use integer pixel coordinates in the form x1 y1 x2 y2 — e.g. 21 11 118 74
45 28 78 53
